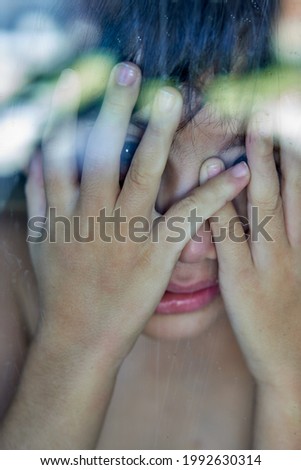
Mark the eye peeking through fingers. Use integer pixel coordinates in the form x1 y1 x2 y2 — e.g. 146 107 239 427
232 154 248 167
273 146 281 178
119 138 140 185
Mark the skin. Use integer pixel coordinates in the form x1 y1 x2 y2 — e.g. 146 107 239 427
0 59 300 449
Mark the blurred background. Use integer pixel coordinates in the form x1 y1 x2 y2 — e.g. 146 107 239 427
0 0 103 209
1 0 301 211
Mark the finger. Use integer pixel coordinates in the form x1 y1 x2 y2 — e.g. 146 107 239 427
42 69 80 211
267 95 301 247
262 95 301 156
117 87 183 217
280 142 301 246
246 112 288 266
25 152 46 219
199 158 253 277
156 160 250 257
80 62 141 212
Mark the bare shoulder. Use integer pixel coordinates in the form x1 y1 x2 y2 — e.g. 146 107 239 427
0 207 38 418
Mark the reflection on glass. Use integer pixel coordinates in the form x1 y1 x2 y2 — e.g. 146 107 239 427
0 0 300 452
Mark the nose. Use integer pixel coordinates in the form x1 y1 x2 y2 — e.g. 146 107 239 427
178 221 217 262
155 159 217 263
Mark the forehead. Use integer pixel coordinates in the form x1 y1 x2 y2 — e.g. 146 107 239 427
130 83 247 164
173 103 245 156
132 99 245 144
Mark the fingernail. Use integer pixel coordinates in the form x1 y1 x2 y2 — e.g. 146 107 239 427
115 63 138 86
207 162 224 179
230 161 249 178
156 88 176 112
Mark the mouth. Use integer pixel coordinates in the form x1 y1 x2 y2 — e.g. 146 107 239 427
155 280 220 315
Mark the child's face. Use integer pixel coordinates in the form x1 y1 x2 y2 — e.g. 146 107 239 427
132 103 248 340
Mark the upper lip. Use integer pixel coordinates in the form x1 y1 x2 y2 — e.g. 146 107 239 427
166 279 219 294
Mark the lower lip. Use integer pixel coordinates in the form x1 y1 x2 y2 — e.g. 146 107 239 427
155 285 220 315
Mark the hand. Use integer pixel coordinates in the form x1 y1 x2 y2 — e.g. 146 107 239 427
205 107 301 390
25 63 250 366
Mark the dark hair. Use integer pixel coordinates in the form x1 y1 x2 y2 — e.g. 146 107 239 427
0 1 280 211
86 0 279 86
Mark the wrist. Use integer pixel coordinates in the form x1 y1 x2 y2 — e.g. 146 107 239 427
254 381 301 449
255 379 301 437
35 301 138 371
33 319 125 382
255 366 301 396
2 325 119 450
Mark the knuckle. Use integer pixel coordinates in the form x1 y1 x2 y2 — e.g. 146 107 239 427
252 193 281 213
149 117 175 144
149 119 164 137
137 147 156 164
128 163 151 191
211 212 230 229
136 140 167 174
80 182 101 206
177 193 198 215
106 97 127 115
106 87 136 114
105 90 131 115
